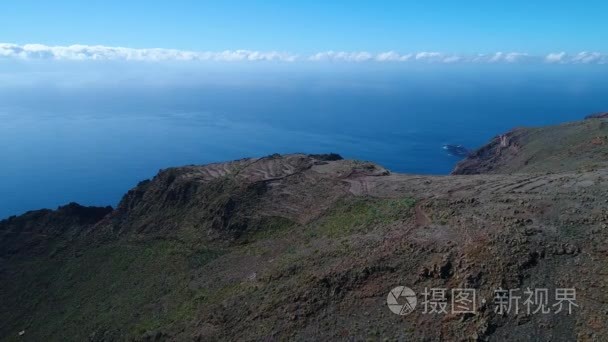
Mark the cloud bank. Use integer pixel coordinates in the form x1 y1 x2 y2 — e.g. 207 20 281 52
1 43 607 64
0 43 297 62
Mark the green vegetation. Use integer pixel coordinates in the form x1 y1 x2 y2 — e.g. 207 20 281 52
189 247 225 268
496 119 608 174
316 197 416 237
244 216 297 241
0 240 224 341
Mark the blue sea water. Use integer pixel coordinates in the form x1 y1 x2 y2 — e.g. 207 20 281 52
1 64 607 218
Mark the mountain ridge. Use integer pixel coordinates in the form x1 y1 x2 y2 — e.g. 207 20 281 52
1 119 608 341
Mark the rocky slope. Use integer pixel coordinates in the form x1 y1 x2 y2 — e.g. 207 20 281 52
452 117 608 175
1 119 608 341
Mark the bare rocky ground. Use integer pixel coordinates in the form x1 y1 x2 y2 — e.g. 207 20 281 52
1 119 608 341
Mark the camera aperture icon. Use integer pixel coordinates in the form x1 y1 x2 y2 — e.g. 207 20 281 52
387 286 417 315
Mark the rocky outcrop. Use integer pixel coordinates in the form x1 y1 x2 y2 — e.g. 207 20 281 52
451 129 523 175
453 116 608 175
585 111 608 119
100 153 386 240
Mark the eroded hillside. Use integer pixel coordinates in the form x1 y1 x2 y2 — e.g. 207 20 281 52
1 120 608 341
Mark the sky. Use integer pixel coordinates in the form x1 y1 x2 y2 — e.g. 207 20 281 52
1 0 607 56
2 1 608 217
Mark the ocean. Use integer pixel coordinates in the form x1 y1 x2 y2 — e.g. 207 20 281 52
1 64 607 218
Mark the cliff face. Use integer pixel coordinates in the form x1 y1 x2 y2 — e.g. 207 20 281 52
450 128 525 175
0 203 112 258
1 131 608 341
452 118 608 175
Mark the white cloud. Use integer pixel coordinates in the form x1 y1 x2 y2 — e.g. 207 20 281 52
545 52 567 63
571 52 607 64
415 52 442 61
375 51 412 62
308 51 374 62
0 43 606 64
483 52 533 63
544 52 608 64
0 43 298 62
441 56 462 63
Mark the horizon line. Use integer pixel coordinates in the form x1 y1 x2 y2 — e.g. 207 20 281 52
1 43 607 65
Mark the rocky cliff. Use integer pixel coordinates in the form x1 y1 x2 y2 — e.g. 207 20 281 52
452 117 608 175
1 120 608 341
